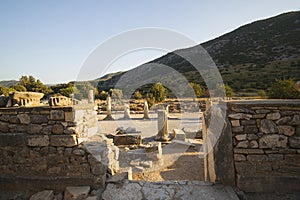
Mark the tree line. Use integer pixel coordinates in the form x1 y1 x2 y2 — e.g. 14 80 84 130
0 76 299 103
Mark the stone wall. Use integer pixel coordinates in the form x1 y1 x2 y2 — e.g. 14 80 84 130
203 100 300 193
0 104 119 192
229 100 300 192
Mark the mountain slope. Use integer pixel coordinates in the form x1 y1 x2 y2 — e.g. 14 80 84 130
97 11 300 93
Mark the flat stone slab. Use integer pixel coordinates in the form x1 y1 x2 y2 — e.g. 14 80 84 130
64 186 90 200
102 181 239 200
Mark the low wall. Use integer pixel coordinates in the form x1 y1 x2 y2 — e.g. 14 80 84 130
0 104 119 192
203 100 300 193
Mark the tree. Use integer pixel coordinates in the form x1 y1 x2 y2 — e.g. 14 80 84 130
97 90 109 100
19 75 52 96
51 83 74 97
132 91 142 100
109 89 123 99
225 85 234 98
10 84 27 92
0 86 14 96
214 84 234 98
189 82 203 98
146 82 167 107
257 90 267 98
268 79 300 99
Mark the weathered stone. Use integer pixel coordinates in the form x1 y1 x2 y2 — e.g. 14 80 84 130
64 186 90 200
8 116 20 124
232 126 244 133
27 135 49 147
50 135 77 147
235 134 247 141
156 110 169 141
6 92 44 107
279 149 297 154
91 163 107 176
27 124 43 134
268 154 283 161
236 141 249 148
0 132 26 146
252 114 266 119
0 121 9 132
72 149 86 156
289 136 300 148
234 154 246 161
143 101 150 119
276 116 292 125
231 120 240 127
49 110 65 121
52 124 64 134
266 112 281 120
278 125 295 136
173 129 186 141
113 134 141 146
17 113 30 124
247 134 258 140
30 114 48 124
259 135 288 148
289 115 300 125
260 119 278 134
255 109 270 114
42 125 53 134
247 155 268 162
280 111 297 116
65 112 74 122
30 190 54 200
240 120 256 126
49 96 72 106
228 113 252 120
244 125 258 134
123 103 131 119
249 140 258 148
234 148 264 154
296 126 300 137
48 166 61 174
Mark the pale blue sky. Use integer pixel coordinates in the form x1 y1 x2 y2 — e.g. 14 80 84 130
0 0 299 84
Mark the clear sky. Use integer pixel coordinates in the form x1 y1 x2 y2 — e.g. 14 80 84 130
0 0 299 84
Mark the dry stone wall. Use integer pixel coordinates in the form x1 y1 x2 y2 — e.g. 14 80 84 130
0 104 119 192
228 100 300 192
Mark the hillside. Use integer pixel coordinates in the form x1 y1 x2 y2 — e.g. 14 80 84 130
97 11 300 94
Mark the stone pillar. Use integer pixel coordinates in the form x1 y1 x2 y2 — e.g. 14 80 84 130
155 110 169 141
143 101 150 119
103 96 114 120
88 90 94 104
123 103 131 119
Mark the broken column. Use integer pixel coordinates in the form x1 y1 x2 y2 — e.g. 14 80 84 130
88 90 94 104
143 101 150 119
123 103 131 119
155 109 169 141
103 96 114 120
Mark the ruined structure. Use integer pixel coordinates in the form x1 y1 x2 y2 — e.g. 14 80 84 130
6 92 44 107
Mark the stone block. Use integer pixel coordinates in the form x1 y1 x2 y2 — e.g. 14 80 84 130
113 134 141 146
259 134 288 149
234 154 246 161
289 136 300 148
27 135 49 147
228 113 252 120
247 155 268 162
278 125 295 136
27 124 43 134
276 116 292 125
268 154 283 161
0 133 26 146
252 114 266 119
173 129 186 141
17 113 30 124
50 135 77 147
234 148 264 154
235 134 247 141
289 115 300 125
52 124 64 134
236 141 249 148
244 125 258 134
241 119 256 126
0 121 9 132
260 119 278 134
30 114 48 124
235 162 256 175
249 140 259 148
247 134 258 140
266 112 281 120
6 92 44 107
29 190 54 200
64 186 90 200
255 109 270 114
231 120 240 127
91 163 107 176
49 110 65 121
65 111 74 122
232 126 244 133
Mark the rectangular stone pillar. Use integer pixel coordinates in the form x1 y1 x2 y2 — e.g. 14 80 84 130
155 110 169 141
